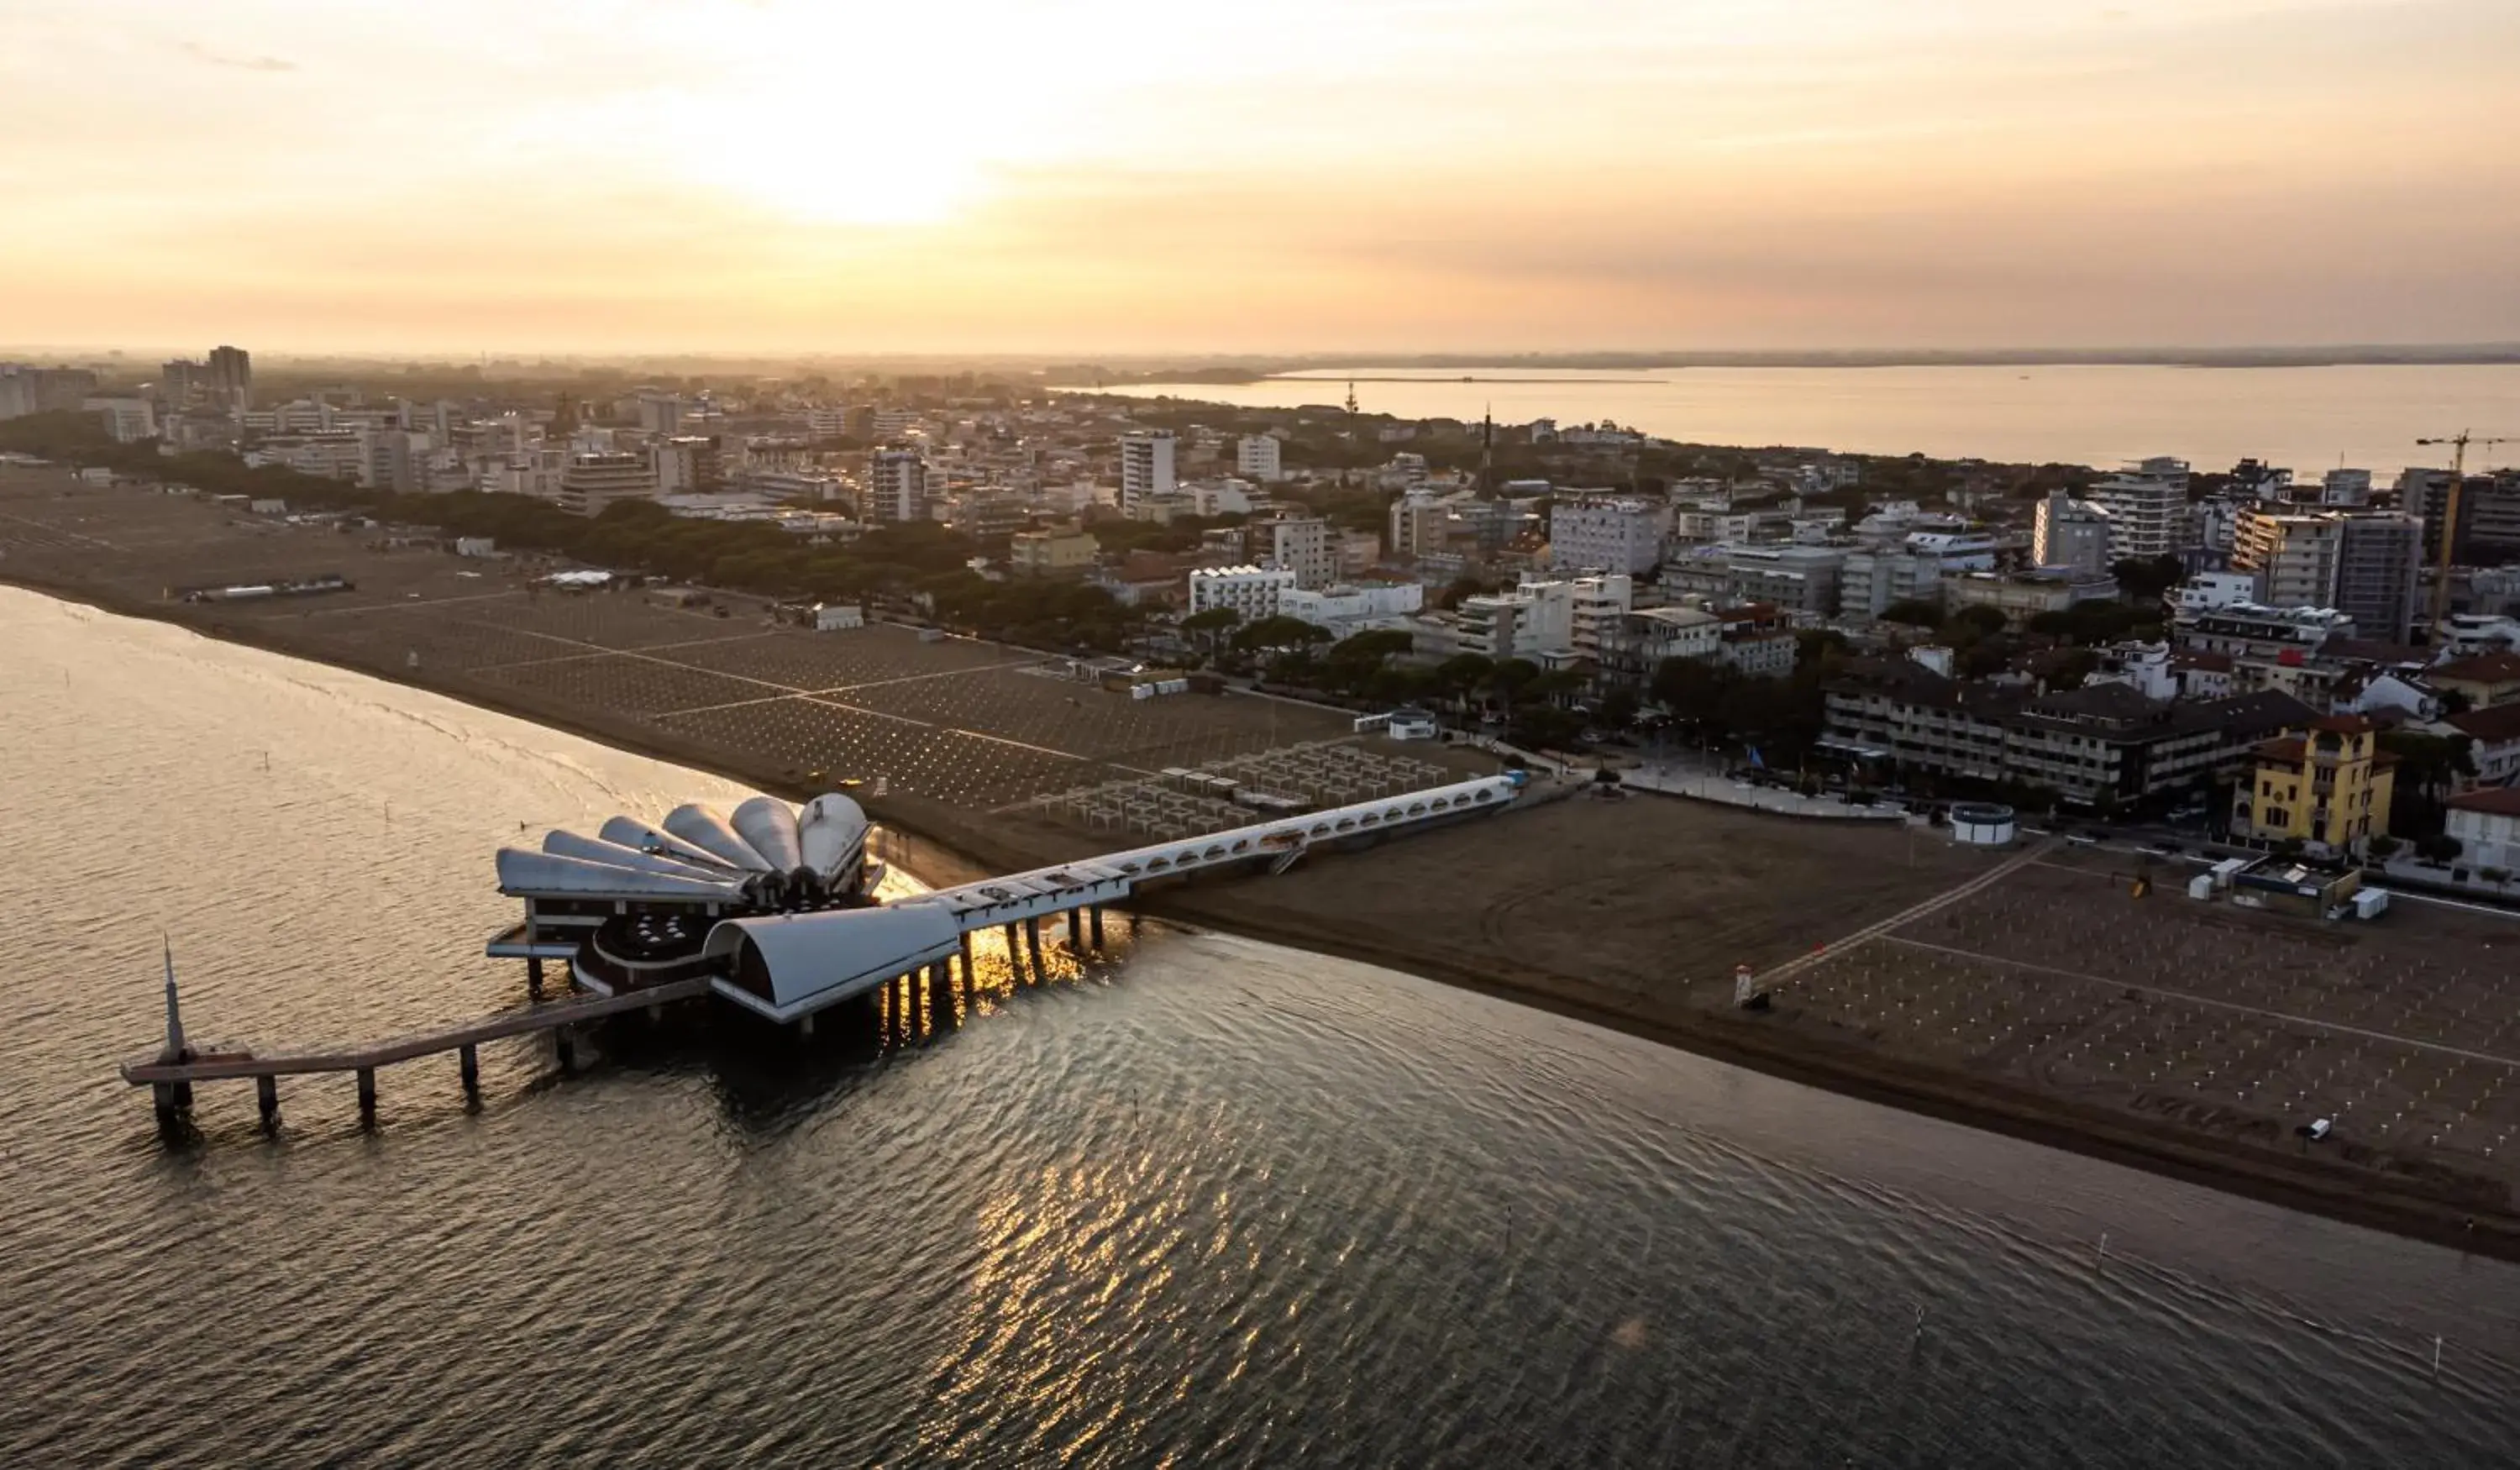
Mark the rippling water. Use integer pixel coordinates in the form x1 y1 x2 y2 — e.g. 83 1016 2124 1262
1101 363 2520 476
3 585 2516 1467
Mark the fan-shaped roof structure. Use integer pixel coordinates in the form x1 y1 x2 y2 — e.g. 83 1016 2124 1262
505 795 875 908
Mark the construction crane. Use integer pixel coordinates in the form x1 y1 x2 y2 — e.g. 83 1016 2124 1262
2414 430 2516 636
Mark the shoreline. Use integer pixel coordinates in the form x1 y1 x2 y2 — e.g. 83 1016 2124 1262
15 570 2518 1264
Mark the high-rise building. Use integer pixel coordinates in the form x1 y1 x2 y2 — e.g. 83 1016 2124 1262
556 450 659 517
2405 466 2520 564
0 367 40 421
1119 430 1176 513
358 428 432 493
206 345 252 409
2233 507 2344 609
865 449 932 522
1236 433 1284 482
1252 513 1336 589
635 392 683 435
160 358 207 406
2334 514 2424 643
2032 490 2113 578
1548 496 1668 575
86 396 157 443
2087 456 2193 561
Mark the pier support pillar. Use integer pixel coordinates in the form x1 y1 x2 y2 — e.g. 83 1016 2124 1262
926 963 953 1036
171 1079 193 1109
958 930 975 985
151 1082 181 1120
1002 922 1024 983
554 1030 575 1071
1126 909 1141 937
256 1074 279 1130
527 956 545 1000
1089 906 1105 949
1066 906 1083 948
459 1043 480 1100
355 1067 377 1121
1024 916 1046 979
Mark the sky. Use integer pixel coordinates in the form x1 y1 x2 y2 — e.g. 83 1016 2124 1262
3 0 2517 357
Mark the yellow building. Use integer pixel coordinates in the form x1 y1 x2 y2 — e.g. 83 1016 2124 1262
1008 523 1099 578
2231 714 2397 855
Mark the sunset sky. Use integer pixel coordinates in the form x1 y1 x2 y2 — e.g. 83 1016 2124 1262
3 0 2516 355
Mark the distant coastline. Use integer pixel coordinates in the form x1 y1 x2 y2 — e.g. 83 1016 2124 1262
1054 345 2520 388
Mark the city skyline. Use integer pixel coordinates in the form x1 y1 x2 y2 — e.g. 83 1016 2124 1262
3 0 2517 354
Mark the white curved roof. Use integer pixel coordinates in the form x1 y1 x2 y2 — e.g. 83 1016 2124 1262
663 804 774 872
797 794 869 881
596 816 737 871
496 847 750 903
731 795 805 872
542 829 731 882
704 901 961 1020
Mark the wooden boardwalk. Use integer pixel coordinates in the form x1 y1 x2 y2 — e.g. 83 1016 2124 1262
120 976 712 1085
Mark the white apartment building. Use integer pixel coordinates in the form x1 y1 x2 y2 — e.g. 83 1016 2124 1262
484 448 568 500
358 428 431 492
1186 564 1295 622
1389 493 1456 562
1189 478 1254 517
1236 433 1284 482
2173 570 2260 613
2032 490 2113 577
1549 496 1668 575
1253 514 1336 589
2318 468 2374 507
805 407 853 437
732 465 847 502
263 436 365 480
2087 456 2195 561
869 408 920 441
556 451 659 517
1120 430 1176 513
2233 507 2344 610
864 449 932 522
1278 582 1424 636
87 396 157 444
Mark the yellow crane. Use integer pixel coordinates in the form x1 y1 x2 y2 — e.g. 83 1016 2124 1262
2415 430 2516 635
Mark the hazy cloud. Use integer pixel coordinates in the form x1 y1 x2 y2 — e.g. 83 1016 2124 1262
177 40 296 73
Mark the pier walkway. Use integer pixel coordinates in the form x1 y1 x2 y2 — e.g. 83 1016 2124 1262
120 976 710 1086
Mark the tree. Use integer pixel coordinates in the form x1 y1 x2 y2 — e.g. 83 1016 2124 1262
2380 730 2475 836
2367 833 2402 858
1880 599 1942 627
1946 604 2008 640
1434 653 1494 714
1509 705 1586 751
2110 554 2187 603
2416 832 2463 864
1596 686 1641 731
1651 657 1733 738
1233 615 1331 652
1181 606 1241 660
1486 657 1541 714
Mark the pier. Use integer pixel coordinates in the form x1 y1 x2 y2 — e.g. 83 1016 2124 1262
123 773 1530 1128
122 976 713 1125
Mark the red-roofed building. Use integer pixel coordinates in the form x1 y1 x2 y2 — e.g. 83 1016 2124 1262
2433 652 2520 711
2231 714 2399 855
2445 701 2520 787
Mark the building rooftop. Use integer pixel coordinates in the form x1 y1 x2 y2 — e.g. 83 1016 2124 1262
2433 652 2520 685
2449 786 2520 818
2447 702 2520 744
